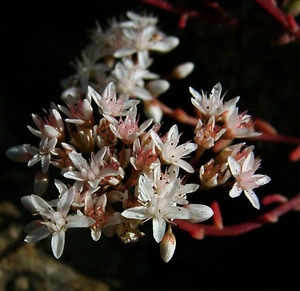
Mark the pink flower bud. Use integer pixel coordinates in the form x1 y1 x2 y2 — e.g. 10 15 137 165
160 226 176 263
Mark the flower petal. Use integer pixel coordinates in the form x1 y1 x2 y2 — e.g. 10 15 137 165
51 230 65 259
153 217 166 243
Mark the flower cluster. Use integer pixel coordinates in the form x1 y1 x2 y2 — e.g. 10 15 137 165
6 11 271 262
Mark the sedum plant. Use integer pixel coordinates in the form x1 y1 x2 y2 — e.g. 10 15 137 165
6 10 299 263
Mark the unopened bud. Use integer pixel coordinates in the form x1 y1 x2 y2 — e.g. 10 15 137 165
143 101 163 123
34 169 49 196
171 62 194 79
160 226 176 263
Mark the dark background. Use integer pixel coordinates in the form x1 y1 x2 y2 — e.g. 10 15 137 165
1 1 300 290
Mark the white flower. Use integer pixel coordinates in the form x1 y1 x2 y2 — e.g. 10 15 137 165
115 11 179 57
58 95 93 126
121 173 213 243
21 187 95 258
224 107 261 139
111 54 159 100
88 82 139 117
27 137 58 173
84 193 121 241
228 152 271 209
150 124 197 173
63 147 120 191
190 83 239 119
27 105 64 140
105 105 153 144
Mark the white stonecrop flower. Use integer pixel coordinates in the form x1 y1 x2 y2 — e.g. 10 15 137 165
115 11 179 57
151 124 197 173
121 173 213 243
190 83 239 119
88 82 139 117
105 105 153 144
21 187 95 259
228 152 271 209
111 54 159 101
224 106 261 138
63 146 120 191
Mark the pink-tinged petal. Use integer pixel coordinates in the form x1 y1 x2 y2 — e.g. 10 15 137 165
229 182 242 198
51 230 65 259
121 206 149 220
183 204 214 223
6 144 38 163
242 152 254 172
24 221 51 242
244 189 260 209
228 156 241 177
153 217 166 243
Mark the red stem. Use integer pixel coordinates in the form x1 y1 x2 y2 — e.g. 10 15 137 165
175 194 300 239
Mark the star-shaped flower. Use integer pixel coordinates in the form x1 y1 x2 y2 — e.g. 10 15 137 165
228 152 271 209
121 172 213 243
190 83 239 119
21 187 95 258
150 124 197 173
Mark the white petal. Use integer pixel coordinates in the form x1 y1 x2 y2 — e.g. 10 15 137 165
255 174 271 186
244 189 260 209
67 213 95 228
183 204 214 223
138 175 154 202
44 125 60 138
51 230 65 259
229 182 242 198
153 217 166 243
174 159 194 173
91 228 102 241
58 187 75 215
63 171 85 181
242 152 254 172
168 206 192 219
228 156 241 177
30 195 53 213
24 222 51 242
121 206 149 220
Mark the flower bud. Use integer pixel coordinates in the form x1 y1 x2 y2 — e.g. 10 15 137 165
171 62 194 79
143 101 163 123
160 226 176 263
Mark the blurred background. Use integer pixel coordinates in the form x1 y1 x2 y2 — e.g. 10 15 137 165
0 1 300 290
